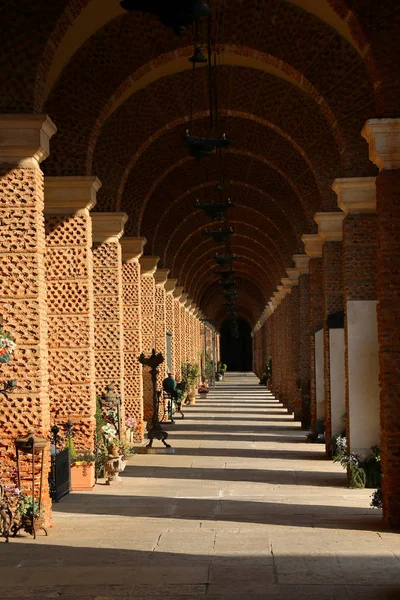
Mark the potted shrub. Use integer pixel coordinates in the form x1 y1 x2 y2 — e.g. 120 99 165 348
181 362 200 405
198 385 209 399
71 451 96 491
217 362 227 380
14 491 45 536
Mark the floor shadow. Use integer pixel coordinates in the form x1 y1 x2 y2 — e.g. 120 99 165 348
2 541 399 599
185 416 294 422
135 446 326 461
122 464 345 487
165 423 301 433
165 433 304 442
53 493 384 533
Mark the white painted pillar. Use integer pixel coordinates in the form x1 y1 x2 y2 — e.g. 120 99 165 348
329 328 346 436
315 328 325 421
347 301 380 455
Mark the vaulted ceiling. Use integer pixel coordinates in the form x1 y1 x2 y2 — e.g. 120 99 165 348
2 0 399 326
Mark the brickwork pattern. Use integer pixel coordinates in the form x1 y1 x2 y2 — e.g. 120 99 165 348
155 285 167 388
298 275 311 422
376 170 400 527
140 275 156 421
92 241 125 412
122 259 144 442
0 164 51 520
45 209 96 452
309 258 324 432
173 299 182 379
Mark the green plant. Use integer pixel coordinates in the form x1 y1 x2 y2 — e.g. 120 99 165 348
205 353 214 382
181 362 200 392
217 361 227 374
116 439 135 461
65 435 77 461
16 493 42 518
371 486 382 509
73 451 96 464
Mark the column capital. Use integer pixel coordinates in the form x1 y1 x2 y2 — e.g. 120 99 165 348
271 296 280 308
139 255 159 276
0 114 57 167
165 278 178 295
332 177 376 214
184 295 193 309
179 292 189 306
281 277 293 293
301 234 324 258
121 237 147 262
286 268 300 285
293 254 310 274
154 268 170 288
314 212 345 242
92 212 128 243
361 118 400 171
44 176 101 214
173 286 184 300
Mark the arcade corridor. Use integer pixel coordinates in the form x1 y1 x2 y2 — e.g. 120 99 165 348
2 374 399 599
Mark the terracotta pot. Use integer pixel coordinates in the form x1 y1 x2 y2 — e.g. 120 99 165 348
107 445 119 457
188 393 196 405
199 392 208 399
71 462 95 491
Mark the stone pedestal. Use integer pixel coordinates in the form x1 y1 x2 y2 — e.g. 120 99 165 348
44 176 100 452
121 237 146 442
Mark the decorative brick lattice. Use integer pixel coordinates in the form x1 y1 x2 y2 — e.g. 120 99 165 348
173 299 182 378
140 274 156 421
122 259 144 441
45 207 96 453
92 241 125 415
309 258 324 433
0 164 51 520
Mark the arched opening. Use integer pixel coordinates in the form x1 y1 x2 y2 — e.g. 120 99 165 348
220 318 253 372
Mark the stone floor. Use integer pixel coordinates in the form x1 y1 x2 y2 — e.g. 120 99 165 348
1 373 400 599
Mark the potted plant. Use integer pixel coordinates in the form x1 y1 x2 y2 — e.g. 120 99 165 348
15 491 44 535
115 439 135 472
71 450 96 491
217 362 227 380
181 362 200 405
0 326 16 364
198 385 209 399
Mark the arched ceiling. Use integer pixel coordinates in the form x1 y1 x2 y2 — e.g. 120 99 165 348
2 0 398 324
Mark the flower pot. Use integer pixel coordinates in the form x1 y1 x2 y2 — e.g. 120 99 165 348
199 392 208 399
107 445 119 457
71 462 95 491
188 393 196 405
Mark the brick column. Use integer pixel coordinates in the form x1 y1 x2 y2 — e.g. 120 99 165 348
362 120 400 527
314 213 345 456
172 286 184 379
91 213 127 426
44 176 99 452
302 235 324 433
165 278 177 377
0 114 56 518
139 256 159 421
180 293 189 362
154 268 169 388
333 178 379 461
121 237 146 443
293 255 311 425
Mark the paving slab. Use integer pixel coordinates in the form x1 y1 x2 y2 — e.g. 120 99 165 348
1 373 398 599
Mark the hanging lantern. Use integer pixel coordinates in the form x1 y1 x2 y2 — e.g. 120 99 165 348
204 227 234 244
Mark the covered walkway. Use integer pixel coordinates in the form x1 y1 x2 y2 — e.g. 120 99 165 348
2 374 400 599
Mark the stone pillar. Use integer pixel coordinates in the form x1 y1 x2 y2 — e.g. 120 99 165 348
139 256 159 421
333 177 379 461
121 237 146 443
44 176 99 452
180 293 189 362
293 255 311 426
314 213 345 456
302 235 324 432
154 268 169 388
91 213 127 428
165 278 177 376
0 114 56 517
362 120 400 527
172 286 184 379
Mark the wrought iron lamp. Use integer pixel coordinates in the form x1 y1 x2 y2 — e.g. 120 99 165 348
138 349 171 448
215 253 236 266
